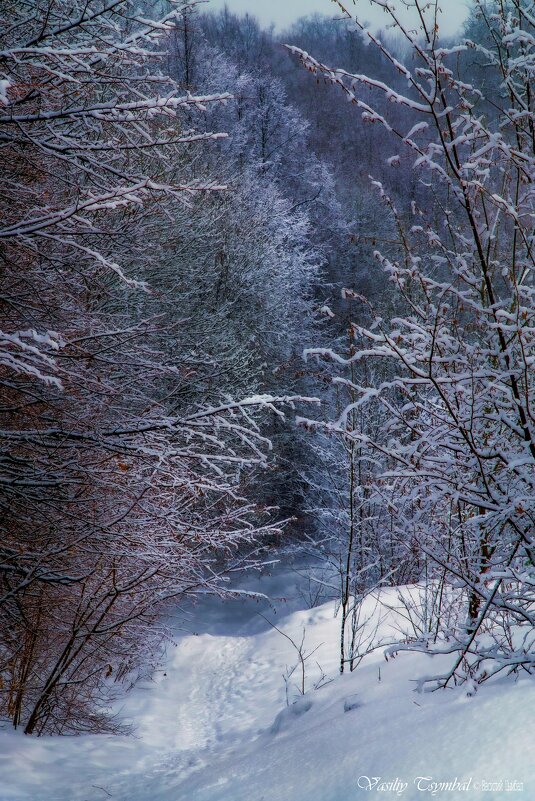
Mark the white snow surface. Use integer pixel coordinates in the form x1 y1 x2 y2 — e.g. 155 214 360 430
1 566 534 801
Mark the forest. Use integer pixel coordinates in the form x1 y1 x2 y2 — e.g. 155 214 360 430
0 0 534 798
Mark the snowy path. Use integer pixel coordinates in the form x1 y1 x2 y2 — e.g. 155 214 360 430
94 567 317 800
1 568 535 801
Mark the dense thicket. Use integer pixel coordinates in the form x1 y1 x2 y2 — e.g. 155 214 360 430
0 0 325 734
294 0 535 684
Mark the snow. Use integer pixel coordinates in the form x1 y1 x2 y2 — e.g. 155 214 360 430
0 79 10 105
0 566 534 801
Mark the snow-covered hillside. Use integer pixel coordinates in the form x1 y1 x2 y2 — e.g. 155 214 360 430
1 566 533 801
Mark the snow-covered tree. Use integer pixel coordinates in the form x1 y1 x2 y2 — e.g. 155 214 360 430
291 0 535 688
0 0 312 734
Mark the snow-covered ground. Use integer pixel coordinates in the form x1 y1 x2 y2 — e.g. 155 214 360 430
1 565 534 801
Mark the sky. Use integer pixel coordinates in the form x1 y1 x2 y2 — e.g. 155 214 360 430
206 0 471 37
